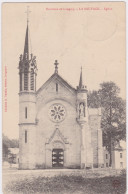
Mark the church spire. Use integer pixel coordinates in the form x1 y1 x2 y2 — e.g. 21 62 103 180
23 24 29 60
23 6 31 60
79 66 83 88
77 66 87 91
19 7 37 92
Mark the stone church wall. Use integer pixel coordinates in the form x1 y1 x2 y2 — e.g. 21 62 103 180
19 125 36 169
36 80 81 168
89 110 104 168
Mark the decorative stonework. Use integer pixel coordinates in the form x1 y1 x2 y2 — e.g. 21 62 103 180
46 128 69 145
48 104 66 123
52 141 64 149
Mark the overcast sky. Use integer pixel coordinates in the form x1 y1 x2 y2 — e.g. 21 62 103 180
2 2 126 139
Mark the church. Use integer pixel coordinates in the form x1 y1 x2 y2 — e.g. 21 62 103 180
18 21 104 170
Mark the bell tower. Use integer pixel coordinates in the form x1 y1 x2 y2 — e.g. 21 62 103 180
18 8 37 169
76 67 93 169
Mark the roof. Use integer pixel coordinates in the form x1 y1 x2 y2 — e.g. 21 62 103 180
113 140 126 151
36 73 76 95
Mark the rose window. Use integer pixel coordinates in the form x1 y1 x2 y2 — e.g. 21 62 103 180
49 104 66 122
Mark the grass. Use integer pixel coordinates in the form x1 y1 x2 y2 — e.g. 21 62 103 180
4 174 126 194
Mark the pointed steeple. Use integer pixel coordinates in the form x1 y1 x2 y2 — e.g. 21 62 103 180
23 6 31 60
79 66 83 88
18 7 37 92
77 67 87 91
23 24 29 60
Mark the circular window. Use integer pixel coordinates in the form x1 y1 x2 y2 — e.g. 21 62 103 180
49 104 66 122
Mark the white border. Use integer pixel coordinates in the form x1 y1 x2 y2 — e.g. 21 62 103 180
0 1 127 194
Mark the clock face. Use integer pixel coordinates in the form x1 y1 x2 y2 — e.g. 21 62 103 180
49 104 66 122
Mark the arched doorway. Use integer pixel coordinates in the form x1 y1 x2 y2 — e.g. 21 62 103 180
52 148 64 168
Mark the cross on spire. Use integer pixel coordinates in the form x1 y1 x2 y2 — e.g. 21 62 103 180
25 6 31 24
54 60 59 74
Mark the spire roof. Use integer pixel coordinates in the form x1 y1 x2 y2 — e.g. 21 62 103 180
79 66 83 88
23 24 29 60
19 7 37 80
77 66 87 91
23 7 31 60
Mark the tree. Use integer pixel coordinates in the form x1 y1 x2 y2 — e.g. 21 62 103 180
87 90 101 108
2 134 19 161
2 143 10 160
88 82 126 166
2 134 11 160
8 153 15 167
100 82 126 166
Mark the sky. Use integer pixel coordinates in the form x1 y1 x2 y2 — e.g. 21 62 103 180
2 2 126 139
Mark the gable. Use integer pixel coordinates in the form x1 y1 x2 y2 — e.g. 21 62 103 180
36 73 77 109
37 73 76 95
46 128 69 144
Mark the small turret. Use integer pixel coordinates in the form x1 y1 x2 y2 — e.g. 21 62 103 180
77 67 87 92
76 67 92 169
76 67 88 122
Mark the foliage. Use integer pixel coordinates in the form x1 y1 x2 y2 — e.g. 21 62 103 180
8 153 16 164
99 82 126 140
88 81 126 166
88 90 101 108
2 143 10 159
2 134 19 160
3 134 19 148
120 169 126 176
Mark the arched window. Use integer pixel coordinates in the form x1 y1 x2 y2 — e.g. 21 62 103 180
30 68 34 90
25 107 27 119
24 68 28 90
56 83 58 92
20 73 22 91
25 130 27 143
120 153 123 158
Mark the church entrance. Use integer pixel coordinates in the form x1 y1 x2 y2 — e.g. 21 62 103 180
52 149 64 168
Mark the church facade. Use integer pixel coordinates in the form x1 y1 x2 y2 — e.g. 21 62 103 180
18 23 104 169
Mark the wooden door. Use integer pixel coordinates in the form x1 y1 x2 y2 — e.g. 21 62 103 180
52 149 64 168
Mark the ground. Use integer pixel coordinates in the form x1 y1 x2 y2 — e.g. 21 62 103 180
2 167 126 194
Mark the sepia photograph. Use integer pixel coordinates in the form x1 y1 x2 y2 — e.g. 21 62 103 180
2 2 126 193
